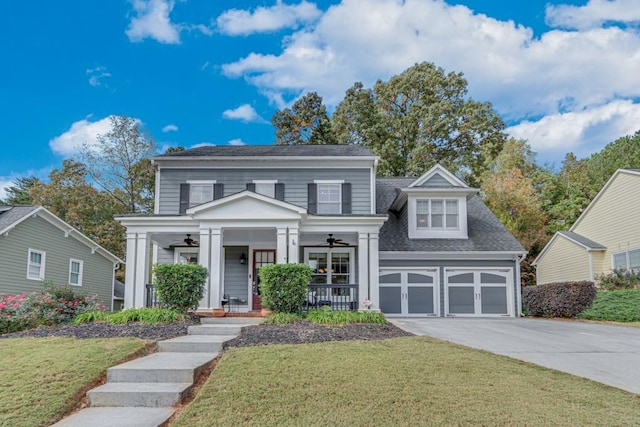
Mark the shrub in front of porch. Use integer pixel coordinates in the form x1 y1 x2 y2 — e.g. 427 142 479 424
259 264 313 314
153 263 208 313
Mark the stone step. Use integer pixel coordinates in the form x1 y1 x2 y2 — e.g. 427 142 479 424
200 316 264 325
88 382 192 408
107 352 216 383
50 407 174 427
188 324 243 335
158 335 231 353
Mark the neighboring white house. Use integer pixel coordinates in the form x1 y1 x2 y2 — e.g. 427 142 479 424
116 145 526 317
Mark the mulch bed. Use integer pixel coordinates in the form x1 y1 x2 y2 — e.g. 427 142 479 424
1 318 413 345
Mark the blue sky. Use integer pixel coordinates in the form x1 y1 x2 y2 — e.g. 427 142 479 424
2 0 640 197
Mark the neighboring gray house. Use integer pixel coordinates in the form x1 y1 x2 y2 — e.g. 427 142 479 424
116 145 526 317
0 206 123 310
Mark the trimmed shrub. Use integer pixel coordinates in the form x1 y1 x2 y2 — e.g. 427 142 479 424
596 269 640 290
74 307 186 325
259 263 313 314
523 281 597 318
581 289 640 322
306 307 387 325
153 263 208 313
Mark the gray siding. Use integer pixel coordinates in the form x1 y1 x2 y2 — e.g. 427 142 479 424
224 246 249 305
418 173 454 187
156 247 174 264
0 216 114 309
380 258 518 316
158 168 371 214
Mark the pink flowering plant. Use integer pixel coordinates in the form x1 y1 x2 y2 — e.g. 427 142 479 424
0 282 106 334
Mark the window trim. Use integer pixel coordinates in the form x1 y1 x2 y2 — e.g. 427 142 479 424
415 198 459 230
27 249 46 281
304 247 355 285
314 180 344 215
611 247 640 272
174 248 200 265
69 259 83 286
408 195 467 239
187 180 216 207
252 180 278 198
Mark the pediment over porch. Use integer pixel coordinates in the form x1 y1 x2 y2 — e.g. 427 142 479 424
186 190 307 221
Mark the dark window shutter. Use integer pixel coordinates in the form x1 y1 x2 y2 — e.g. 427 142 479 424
179 183 190 214
213 183 224 200
275 183 285 201
246 183 256 192
342 183 352 214
307 183 317 214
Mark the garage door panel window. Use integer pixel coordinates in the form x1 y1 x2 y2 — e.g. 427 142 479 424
380 273 401 284
408 273 433 284
481 272 507 284
448 272 473 284
380 286 402 314
448 286 475 314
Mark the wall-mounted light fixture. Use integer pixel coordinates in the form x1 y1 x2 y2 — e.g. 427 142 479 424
240 253 247 265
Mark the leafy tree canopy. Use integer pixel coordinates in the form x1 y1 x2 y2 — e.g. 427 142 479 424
272 92 337 145
1 176 41 205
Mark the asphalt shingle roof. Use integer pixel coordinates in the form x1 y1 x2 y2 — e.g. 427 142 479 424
558 231 606 250
376 178 525 252
0 206 40 232
155 144 375 158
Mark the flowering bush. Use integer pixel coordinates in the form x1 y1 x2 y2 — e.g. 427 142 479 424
0 283 106 334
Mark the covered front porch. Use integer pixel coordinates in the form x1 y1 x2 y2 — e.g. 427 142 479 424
116 191 386 312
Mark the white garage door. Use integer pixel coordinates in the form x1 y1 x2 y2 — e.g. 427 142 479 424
379 269 439 317
444 269 513 317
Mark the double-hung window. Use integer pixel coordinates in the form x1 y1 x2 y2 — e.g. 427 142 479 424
253 180 276 198
27 249 45 280
188 181 215 207
612 248 640 272
317 182 342 214
416 199 459 230
69 259 83 286
305 248 355 297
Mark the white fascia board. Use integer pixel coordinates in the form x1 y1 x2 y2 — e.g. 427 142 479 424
0 206 42 236
34 207 123 264
380 251 527 261
408 164 469 188
532 232 601 266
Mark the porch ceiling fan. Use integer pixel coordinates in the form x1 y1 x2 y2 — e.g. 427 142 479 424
183 234 198 246
324 233 349 248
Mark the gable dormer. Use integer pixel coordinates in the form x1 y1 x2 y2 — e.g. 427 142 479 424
390 165 478 239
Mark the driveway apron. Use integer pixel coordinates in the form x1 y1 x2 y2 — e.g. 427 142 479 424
390 318 640 395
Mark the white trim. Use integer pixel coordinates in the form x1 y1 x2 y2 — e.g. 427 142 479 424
313 180 345 184
315 182 342 215
408 164 469 188
174 247 200 264
186 190 307 216
68 258 84 286
610 246 640 271
1 207 123 264
27 248 46 281
379 267 440 317
380 251 527 260
154 166 161 213
304 247 356 286
443 267 514 317
252 180 278 184
186 180 217 184
408 196 468 239
532 232 604 266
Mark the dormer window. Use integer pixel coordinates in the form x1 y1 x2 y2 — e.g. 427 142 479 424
416 199 459 230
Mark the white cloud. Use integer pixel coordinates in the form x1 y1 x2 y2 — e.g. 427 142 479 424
217 1 321 36
162 124 178 132
507 100 640 159
228 138 246 146
86 66 111 87
546 0 640 30
191 142 216 148
126 0 180 44
222 104 266 123
49 116 115 156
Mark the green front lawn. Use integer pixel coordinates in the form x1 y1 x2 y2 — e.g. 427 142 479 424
173 337 640 426
0 337 148 427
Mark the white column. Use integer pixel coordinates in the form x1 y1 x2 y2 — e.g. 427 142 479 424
198 228 211 310
209 228 223 309
368 232 380 311
358 232 369 309
124 233 137 309
288 227 299 263
276 228 288 264
133 233 149 308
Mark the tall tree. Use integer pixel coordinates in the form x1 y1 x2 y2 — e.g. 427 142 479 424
80 115 156 214
272 92 337 145
30 160 126 257
1 176 41 205
332 62 506 184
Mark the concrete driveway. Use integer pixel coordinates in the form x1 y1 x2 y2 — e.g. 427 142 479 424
389 318 640 395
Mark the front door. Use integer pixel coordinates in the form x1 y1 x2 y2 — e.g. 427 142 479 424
252 250 276 310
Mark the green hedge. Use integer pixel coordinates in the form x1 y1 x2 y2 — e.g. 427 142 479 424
153 263 208 313
581 289 640 322
259 263 313 313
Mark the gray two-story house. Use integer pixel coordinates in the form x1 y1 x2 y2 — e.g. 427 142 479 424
116 145 526 317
